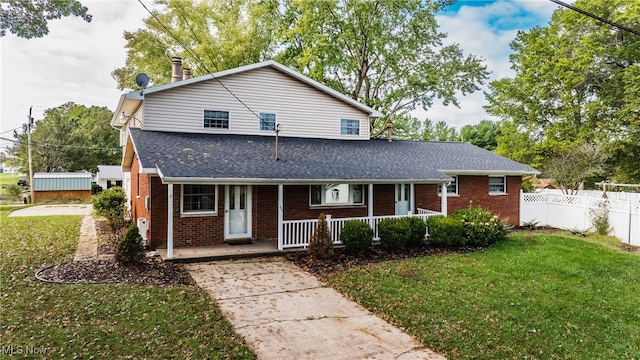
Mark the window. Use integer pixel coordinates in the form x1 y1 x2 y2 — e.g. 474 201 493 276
489 176 506 194
203 110 229 129
310 184 365 206
340 119 360 135
182 184 217 214
259 113 276 131
439 176 458 195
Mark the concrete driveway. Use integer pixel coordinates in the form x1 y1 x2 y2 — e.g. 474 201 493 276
8 204 93 217
186 258 445 360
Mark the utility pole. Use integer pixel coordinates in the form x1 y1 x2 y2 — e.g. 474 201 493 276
27 106 34 203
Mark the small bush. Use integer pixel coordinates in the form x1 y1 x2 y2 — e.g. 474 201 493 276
521 220 540 230
115 224 145 265
453 205 507 246
405 217 427 247
308 213 334 260
340 220 373 254
378 218 411 251
93 187 127 232
589 201 611 235
3 184 23 202
427 216 465 247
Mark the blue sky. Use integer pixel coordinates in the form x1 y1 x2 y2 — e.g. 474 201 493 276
1 0 559 144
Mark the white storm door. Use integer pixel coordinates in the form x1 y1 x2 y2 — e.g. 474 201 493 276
395 183 410 215
225 185 252 239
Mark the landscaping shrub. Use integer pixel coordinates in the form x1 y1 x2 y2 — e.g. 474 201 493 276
426 215 465 247
405 217 427 247
308 213 334 260
340 220 373 254
378 218 411 251
115 224 145 265
453 205 507 246
3 184 23 202
93 187 127 232
589 200 611 235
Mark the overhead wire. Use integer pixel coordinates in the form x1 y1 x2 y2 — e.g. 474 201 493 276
0 136 120 152
550 0 640 36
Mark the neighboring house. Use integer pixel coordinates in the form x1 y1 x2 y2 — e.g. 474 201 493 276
95 165 123 190
33 172 92 203
111 59 538 257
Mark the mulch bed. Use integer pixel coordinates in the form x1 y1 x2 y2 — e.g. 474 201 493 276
37 219 195 286
285 244 484 276
37 257 196 286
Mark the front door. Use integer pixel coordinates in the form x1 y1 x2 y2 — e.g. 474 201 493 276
225 185 252 240
395 183 410 215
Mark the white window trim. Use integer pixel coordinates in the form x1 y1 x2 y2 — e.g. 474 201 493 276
202 109 230 130
309 184 366 207
489 176 507 195
447 175 460 196
180 184 218 216
259 112 277 132
340 119 360 136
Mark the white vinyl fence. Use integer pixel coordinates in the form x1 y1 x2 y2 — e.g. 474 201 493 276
520 191 640 246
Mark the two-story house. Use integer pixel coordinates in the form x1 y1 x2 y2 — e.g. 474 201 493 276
111 59 538 258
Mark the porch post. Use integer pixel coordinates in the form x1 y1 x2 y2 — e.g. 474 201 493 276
440 183 448 216
167 183 174 259
277 184 283 250
368 183 374 224
410 183 415 214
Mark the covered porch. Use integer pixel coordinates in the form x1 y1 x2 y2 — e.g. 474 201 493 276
160 180 447 260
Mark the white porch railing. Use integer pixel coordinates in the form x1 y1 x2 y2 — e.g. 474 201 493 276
281 209 442 249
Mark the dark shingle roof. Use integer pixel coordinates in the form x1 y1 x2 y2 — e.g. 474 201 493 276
130 129 538 183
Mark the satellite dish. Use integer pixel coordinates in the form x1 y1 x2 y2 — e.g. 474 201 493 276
135 73 149 88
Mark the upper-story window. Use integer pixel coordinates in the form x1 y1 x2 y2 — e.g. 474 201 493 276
203 110 229 129
489 176 506 194
340 119 360 136
440 176 458 195
259 113 276 131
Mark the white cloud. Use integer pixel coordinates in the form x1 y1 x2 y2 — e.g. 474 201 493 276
1 0 149 140
417 0 556 129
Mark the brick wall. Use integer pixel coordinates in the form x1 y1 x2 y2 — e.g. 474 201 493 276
254 185 278 240
416 176 522 225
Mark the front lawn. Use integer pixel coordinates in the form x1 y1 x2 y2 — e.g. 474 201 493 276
0 209 255 358
326 232 640 359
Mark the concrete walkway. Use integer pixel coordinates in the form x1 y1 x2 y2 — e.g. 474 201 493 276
186 259 445 360
8 204 93 217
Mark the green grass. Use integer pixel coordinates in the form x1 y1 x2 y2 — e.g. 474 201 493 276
326 232 640 359
0 210 255 359
0 172 21 186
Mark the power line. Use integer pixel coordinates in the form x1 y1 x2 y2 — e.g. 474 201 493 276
0 136 120 152
550 0 640 37
136 0 262 121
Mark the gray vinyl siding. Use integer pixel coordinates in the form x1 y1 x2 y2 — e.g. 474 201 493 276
141 67 371 140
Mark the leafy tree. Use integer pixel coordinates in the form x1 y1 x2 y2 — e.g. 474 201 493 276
460 120 500 151
277 0 488 135
7 103 120 173
485 0 640 182
112 0 280 90
114 0 488 137
418 119 458 141
0 0 91 39
546 142 608 195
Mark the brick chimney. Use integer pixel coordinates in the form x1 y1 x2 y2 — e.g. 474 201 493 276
386 123 393 142
182 68 191 80
171 56 182 83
